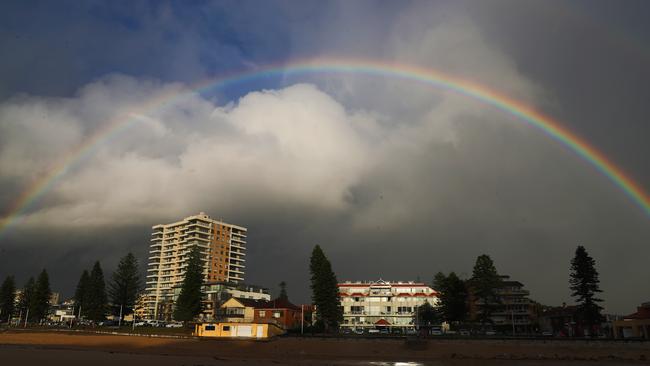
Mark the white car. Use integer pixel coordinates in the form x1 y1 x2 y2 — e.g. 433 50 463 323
134 320 147 327
166 322 183 328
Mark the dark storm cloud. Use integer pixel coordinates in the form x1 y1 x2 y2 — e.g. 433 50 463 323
467 0 650 183
0 0 302 99
0 0 648 314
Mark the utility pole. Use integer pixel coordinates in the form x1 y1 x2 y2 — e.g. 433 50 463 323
24 308 29 328
301 304 304 335
511 309 515 336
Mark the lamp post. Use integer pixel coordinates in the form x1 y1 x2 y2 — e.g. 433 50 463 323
118 304 123 327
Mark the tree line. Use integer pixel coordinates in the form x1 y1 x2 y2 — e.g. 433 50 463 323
304 244 604 334
421 245 603 333
1 244 604 333
73 252 142 321
0 269 51 323
0 252 142 323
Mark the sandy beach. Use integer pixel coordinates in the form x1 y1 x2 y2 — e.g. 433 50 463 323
0 330 648 365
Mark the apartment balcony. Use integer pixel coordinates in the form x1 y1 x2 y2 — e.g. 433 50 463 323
498 289 530 295
192 221 212 229
229 267 245 274
186 228 211 236
493 310 530 316
231 244 246 251
186 235 210 242
230 267 246 275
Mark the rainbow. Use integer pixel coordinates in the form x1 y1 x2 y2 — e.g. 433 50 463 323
1 58 649 236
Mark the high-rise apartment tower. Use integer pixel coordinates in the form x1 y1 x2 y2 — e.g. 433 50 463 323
144 212 247 319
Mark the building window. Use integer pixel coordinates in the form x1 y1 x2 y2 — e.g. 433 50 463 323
205 325 216 331
273 311 282 318
222 325 230 331
259 311 266 317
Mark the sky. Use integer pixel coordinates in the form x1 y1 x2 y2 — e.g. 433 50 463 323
0 0 649 314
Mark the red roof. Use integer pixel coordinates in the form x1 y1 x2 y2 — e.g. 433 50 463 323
257 297 301 311
624 305 650 320
338 283 428 287
375 319 391 325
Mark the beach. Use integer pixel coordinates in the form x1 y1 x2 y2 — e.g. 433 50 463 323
0 331 648 365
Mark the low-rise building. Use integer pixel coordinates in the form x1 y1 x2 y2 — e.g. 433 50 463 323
195 322 285 339
613 302 650 339
218 297 266 323
254 298 303 330
539 303 578 336
491 276 535 333
338 280 438 331
201 281 270 320
218 296 306 331
469 275 535 334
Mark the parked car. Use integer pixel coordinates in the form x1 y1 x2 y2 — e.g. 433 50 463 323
405 328 418 335
368 329 380 334
379 328 390 334
99 320 119 327
484 330 497 336
134 320 147 327
353 328 364 335
459 329 470 336
148 320 164 327
166 321 183 328
541 331 553 337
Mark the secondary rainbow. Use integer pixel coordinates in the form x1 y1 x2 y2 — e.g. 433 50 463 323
1 58 649 236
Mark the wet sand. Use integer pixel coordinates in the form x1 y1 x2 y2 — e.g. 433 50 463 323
0 330 648 365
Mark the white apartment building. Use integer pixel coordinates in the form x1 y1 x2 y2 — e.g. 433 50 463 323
339 280 439 330
145 212 247 320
